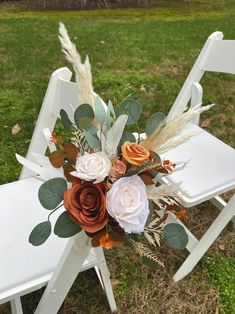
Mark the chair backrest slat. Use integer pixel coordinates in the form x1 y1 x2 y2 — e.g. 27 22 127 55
20 67 79 179
203 40 235 74
56 79 80 121
166 31 235 122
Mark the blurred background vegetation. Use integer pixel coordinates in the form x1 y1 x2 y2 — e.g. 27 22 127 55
1 0 235 10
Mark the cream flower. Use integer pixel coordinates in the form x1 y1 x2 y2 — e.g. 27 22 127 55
106 175 149 233
71 152 111 183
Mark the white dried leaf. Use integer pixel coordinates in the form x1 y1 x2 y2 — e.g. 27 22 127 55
16 153 64 181
11 124 21 135
144 231 156 247
105 114 128 158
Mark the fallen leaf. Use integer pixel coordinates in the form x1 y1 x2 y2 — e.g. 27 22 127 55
11 123 21 135
111 279 121 289
140 84 147 93
200 119 211 128
218 244 225 251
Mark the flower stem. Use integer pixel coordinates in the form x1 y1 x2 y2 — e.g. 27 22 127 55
47 204 64 221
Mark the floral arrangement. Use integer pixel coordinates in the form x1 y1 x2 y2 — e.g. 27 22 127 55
17 23 213 267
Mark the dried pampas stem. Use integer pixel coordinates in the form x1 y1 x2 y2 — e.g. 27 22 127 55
58 22 94 108
155 131 197 155
141 103 214 153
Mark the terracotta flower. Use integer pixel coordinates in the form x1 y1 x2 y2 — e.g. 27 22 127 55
122 141 150 166
99 232 115 249
63 180 107 233
91 229 125 249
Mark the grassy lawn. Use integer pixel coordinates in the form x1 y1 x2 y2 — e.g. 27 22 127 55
0 2 235 313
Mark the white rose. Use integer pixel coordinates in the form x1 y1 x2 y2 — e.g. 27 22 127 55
107 175 149 234
71 152 111 183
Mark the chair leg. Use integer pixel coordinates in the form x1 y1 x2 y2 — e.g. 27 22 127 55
94 247 117 313
210 195 235 228
34 233 91 314
10 297 23 314
174 195 235 282
96 262 117 313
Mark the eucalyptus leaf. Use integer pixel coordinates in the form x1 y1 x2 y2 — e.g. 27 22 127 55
54 211 82 238
60 109 72 130
38 178 67 210
106 100 116 130
84 131 101 151
146 112 165 136
163 223 188 250
151 151 161 163
118 99 142 125
118 131 136 149
29 221 51 246
86 124 98 135
142 256 158 269
74 104 94 130
94 95 107 124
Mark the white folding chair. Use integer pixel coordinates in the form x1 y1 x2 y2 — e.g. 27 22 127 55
0 67 117 314
159 32 235 282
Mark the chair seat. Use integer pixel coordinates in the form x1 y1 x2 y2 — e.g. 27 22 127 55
160 123 235 207
0 177 99 304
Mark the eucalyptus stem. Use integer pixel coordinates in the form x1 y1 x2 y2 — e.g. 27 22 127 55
134 122 141 144
47 204 64 221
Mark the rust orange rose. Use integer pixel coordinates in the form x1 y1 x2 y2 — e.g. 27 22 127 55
121 141 150 166
63 180 107 233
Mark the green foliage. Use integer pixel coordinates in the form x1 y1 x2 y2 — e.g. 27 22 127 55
84 130 101 150
117 99 142 125
163 223 188 250
146 112 165 136
94 95 107 124
60 109 72 130
142 256 158 269
86 124 98 135
118 131 136 149
54 211 82 238
29 221 51 246
38 178 67 210
74 103 95 130
204 253 235 314
106 100 116 129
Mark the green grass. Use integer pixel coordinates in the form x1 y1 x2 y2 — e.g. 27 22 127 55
1 7 235 183
0 3 235 313
204 253 235 314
